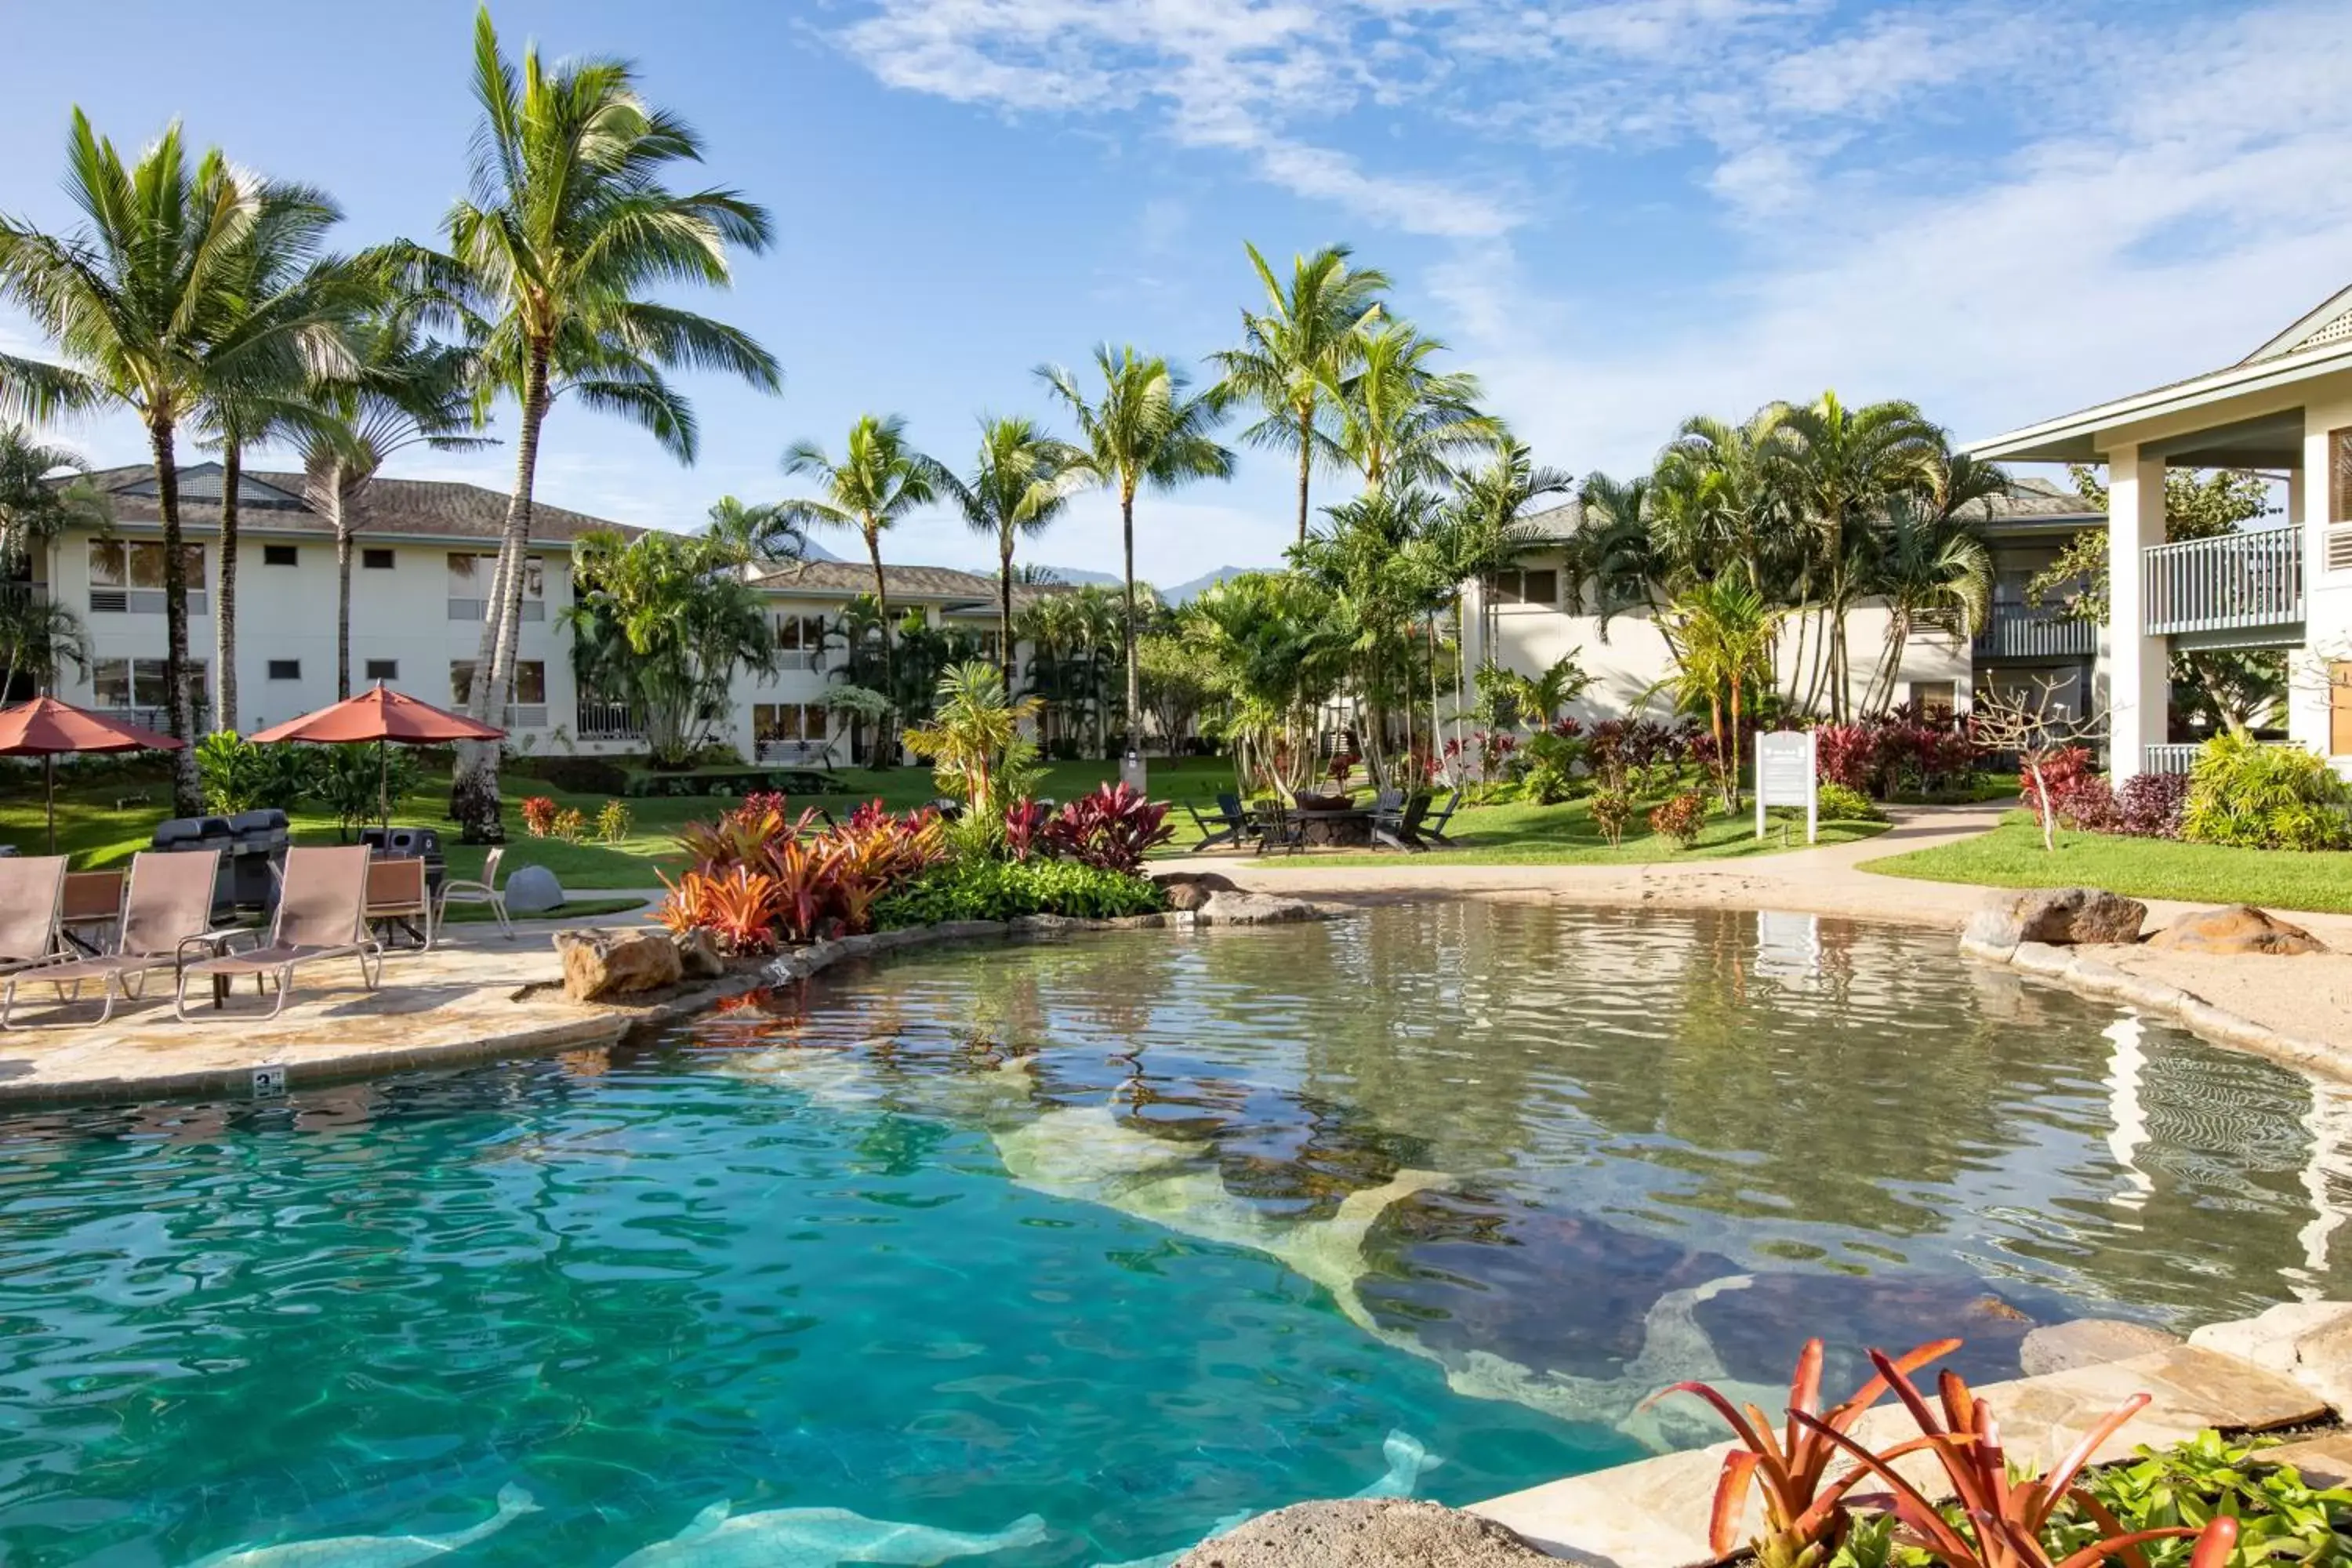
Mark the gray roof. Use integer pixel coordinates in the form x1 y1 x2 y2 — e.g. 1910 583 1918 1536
1511 475 2100 543
749 557 1003 603
76 462 637 546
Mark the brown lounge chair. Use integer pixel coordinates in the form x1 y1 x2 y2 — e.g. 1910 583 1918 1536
4 851 237 1028
0 856 68 979
176 845 383 1022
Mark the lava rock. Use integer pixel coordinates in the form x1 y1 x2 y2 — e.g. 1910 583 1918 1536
556 927 684 1002
1967 887 2146 949
503 863 568 915
1173 1500 1552 1568
1158 871 1239 912
2147 905 2328 956
2019 1318 2183 1376
671 927 727 980
1198 891 1316 925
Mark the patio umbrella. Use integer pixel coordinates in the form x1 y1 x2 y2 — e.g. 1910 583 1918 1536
250 682 505 830
0 696 187 855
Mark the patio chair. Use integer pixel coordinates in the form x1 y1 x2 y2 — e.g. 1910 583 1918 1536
365 856 435 952
57 869 127 955
1371 793 1432 853
1182 793 1253 854
3 852 238 1029
435 845 512 939
1419 791 1465 848
1253 798 1307 857
0 856 68 980
175 846 383 1022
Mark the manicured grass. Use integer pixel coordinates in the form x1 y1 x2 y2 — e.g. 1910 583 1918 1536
1229 794 1888 868
1863 811 2352 913
439 895 645 924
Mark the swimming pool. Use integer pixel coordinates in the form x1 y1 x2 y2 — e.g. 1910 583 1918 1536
4 902 2346 1566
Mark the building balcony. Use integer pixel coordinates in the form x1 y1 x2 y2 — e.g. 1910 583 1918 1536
575 701 644 742
2143 525 2303 637
1973 604 2097 662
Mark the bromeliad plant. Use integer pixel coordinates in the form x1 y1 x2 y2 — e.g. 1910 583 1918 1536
1044 782 1175 873
656 794 951 949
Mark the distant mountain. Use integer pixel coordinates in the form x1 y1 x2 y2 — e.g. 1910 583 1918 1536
1162 565 1254 604
1017 564 1122 586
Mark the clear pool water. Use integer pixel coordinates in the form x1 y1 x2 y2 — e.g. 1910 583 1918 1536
4 902 2349 1567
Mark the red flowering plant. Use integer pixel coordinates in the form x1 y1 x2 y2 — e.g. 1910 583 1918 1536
1044 782 1175 873
521 796 561 837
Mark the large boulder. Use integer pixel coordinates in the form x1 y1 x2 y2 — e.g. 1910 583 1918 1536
1174 1500 1552 1568
1198 891 1316 925
1158 870 1239 913
1966 887 2146 951
2018 1318 2183 1376
2188 1300 2352 1415
503 863 567 916
556 927 683 1002
2147 905 2328 956
671 927 728 980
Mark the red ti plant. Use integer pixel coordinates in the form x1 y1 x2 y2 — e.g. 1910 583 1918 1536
1003 798 1048 862
1793 1350 2242 1568
1650 1336 1962 1568
1044 782 1174 873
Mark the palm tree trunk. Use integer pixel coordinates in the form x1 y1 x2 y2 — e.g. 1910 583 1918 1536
998 535 1016 693
1294 402 1314 546
451 345 548 841
149 417 201 816
215 441 241 732
332 478 354 699
1121 485 1141 758
867 528 894 764
1729 675 1745 810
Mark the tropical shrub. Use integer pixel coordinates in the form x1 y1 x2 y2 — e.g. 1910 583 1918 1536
550 806 588 843
2051 1429 2351 1568
1520 727 1582 805
2183 735 2352 851
316 746 419 840
1819 714 1981 800
1647 789 1710 849
1815 782 1883 822
2113 773 2188 840
521 796 561 837
1044 782 1174 873
2017 744 2095 818
655 866 786 955
1588 786 1636 847
872 858 1168 928
595 799 633 844
1002 797 1049 862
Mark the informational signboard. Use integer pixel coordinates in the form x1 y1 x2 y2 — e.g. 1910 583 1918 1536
1753 729 1818 844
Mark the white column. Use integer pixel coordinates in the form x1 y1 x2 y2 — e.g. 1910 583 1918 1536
2290 403 2351 761
2106 445 2168 781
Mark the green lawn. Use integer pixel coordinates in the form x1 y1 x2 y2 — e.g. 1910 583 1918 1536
1229 794 1888 868
1864 811 2352 913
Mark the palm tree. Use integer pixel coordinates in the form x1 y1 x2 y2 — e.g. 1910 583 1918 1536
296 307 489 697
1661 576 1782 809
0 423 107 579
1857 469 1999 713
438 7 780 838
776 414 946 761
703 494 803 563
902 661 1042 826
0 113 360 811
1207 242 1388 544
1559 472 1657 637
1037 345 1234 762
939 417 1087 691
1326 321 1501 495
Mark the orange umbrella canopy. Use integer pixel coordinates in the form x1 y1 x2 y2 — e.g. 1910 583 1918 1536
250 684 506 745
0 696 186 756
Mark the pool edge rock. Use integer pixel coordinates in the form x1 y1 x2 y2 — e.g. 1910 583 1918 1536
1172 1499 1554 1567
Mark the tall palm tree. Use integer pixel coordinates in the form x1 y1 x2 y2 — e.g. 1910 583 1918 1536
1037 345 1233 761
296 307 490 697
1661 576 1782 809
0 114 360 811
1207 241 1388 544
939 416 1087 691
776 414 946 762
1559 472 1657 637
1857 455 2002 713
703 494 803 563
1326 321 1500 495
0 424 105 703
438 7 780 837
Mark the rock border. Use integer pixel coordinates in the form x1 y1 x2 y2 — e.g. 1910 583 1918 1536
1959 930 2351 1083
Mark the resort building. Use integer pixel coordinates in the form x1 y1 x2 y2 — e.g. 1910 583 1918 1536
8 463 1051 768
1458 479 2107 724
1974 284 2352 779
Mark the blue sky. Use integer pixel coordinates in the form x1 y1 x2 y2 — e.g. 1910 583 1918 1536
4 0 2348 586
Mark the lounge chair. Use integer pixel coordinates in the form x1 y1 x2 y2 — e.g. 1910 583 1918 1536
1253 798 1307 857
0 856 68 980
1371 793 1432 853
58 869 127 955
1183 792 1254 854
435 845 512 939
365 856 435 951
1420 791 1465 848
3 851 236 1029
176 846 383 1022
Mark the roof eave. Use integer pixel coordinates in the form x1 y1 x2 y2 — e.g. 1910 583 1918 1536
1969 339 2352 463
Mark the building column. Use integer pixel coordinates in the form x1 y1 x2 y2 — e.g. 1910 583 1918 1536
2106 445 2167 781
2290 402 2351 764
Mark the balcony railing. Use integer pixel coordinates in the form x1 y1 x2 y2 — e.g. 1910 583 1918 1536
2145 739 2307 776
1973 604 2097 661
575 701 644 742
2143 526 2304 637
755 739 833 766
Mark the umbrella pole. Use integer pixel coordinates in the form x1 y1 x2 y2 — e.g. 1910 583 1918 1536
378 736 390 833
45 753 56 856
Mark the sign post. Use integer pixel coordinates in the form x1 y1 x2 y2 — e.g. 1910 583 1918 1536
1753 729 1818 844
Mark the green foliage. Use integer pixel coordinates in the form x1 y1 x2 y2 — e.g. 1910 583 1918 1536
1588 786 1635 846
1646 789 1710 848
314 746 419 840
197 733 328 815
2051 1430 2352 1568
1816 782 1885 822
2182 734 2351 851
872 855 1169 927
594 799 632 844
901 661 1044 833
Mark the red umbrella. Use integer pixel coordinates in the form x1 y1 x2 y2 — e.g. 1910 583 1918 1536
0 696 187 855
251 682 505 829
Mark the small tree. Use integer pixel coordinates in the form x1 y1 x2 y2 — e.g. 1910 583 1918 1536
1970 676 2106 851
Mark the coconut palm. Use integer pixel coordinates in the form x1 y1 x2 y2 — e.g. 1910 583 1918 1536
1661 576 1782 809
0 424 107 577
0 114 361 810
437 7 780 837
1037 345 1234 761
776 414 946 760
938 417 1087 691
703 494 803 563
1858 495 1995 715
296 307 489 697
1207 242 1389 544
1326 321 1501 496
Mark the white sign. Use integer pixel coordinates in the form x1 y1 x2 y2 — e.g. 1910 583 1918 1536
1753 730 1818 844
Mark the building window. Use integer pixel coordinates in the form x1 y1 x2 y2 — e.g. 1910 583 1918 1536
1484 567 1558 606
447 552 545 622
88 540 206 615
753 702 829 755
262 543 299 567
267 659 301 681
451 659 547 726
364 659 399 682
1907 681 1958 720
91 657 209 724
772 612 826 670
361 547 396 571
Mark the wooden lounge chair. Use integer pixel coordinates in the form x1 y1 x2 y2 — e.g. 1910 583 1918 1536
3 851 236 1028
176 846 383 1022
0 856 68 980
1182 792 1253 853
1253 798 1306 857
1371 793 1432 852
1419 791 1465 848
434 845 512 939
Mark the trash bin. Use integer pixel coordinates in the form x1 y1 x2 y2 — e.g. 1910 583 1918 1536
361 825 447 896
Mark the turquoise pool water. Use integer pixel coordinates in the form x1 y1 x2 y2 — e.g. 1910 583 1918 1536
3 902 2349 1566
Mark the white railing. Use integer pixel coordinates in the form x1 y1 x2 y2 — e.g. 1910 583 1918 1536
756 739 832 766
445 598 544 622
1973 604 2098 660
574 701 644 742
2144 739 2307 775
2142 526 2303 636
